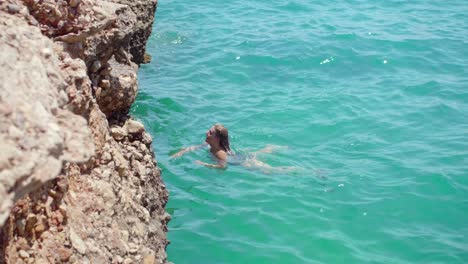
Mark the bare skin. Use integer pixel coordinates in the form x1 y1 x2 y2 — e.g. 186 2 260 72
242 145 294 174
171 125 295 172
171 126 228 168
170 143 206 158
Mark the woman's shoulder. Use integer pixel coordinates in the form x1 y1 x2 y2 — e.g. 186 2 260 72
213 150 228 161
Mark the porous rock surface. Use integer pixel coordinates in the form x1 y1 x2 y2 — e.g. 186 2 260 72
0 0 169 263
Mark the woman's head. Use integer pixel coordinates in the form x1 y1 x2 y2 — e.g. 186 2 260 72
206 124 231 152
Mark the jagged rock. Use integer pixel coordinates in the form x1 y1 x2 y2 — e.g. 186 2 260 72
69 0 81 8
57 247 72 261
7 4 21 14
112 149 129 177
100 79 111 89
90 61 102 73
101 151 112 163
56 176 69 193
0 0 169 263
18 250 29 259
143 155 153 163
142 132 153 145
143 254 156 264
96 57 139 116
143 53 152 64
70 229 87 255
25 214 37 234
0 12 94 226
16 219 26 236
140 143 148 152
34 223 45 235
125 119 145 134
111 126 128 140
128 242 138 254
133 151 144 161
111 0 157 64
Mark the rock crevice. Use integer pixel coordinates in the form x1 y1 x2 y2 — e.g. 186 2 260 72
0 0 168 263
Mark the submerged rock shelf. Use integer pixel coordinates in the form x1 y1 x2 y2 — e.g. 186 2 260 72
0 0 169 263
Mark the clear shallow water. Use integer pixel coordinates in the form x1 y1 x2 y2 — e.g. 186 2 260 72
132 0 468 263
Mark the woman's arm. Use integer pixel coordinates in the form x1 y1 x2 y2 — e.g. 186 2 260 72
171 143 207 158
195 160 226 169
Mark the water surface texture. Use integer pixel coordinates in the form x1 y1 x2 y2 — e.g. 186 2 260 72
132 0 468 263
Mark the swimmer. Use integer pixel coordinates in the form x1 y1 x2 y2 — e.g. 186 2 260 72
171 124 230 168
171 124 294 173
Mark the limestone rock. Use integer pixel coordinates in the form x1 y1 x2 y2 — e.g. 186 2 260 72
69 0 81 8
143 254 156 264
18 250 29 259
95 57 139 116
7 4 21 14
112 0 158 64
70 229 87 255
125 119 145 134
111 126 128 141
0 12 94 227
0 0 169 263
143 53 152 64
142 132 153 145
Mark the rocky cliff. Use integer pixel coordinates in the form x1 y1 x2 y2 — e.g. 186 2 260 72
0 0 169 263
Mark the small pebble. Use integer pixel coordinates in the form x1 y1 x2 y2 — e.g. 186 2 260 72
35 223 45 233
42 48 52 59
69 0 81 7
142 254 155 264
100 79 110 89
7 4 21 14
18 250 29 259
90 61 101 73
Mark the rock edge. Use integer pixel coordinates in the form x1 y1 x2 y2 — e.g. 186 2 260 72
0 0 169 263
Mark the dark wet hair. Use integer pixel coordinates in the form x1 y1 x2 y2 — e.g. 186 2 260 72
214 124 231 153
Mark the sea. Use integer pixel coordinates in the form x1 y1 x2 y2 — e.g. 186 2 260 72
131 0 468 263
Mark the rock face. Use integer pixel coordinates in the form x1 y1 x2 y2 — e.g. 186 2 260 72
0 0 169 263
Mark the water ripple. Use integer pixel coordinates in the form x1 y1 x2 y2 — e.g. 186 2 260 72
134 0 468 263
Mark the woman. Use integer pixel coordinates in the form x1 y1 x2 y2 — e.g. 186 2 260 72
171 124 231 168
171 124 294 173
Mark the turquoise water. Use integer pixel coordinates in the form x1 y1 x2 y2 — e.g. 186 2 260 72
132 0 468 263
